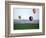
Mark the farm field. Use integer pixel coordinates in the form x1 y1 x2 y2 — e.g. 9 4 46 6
14 23 39 30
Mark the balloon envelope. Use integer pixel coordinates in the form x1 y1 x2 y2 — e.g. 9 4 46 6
29 16 33 21
33 8 36 14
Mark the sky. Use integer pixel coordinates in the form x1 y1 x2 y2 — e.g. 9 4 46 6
13 8 39 20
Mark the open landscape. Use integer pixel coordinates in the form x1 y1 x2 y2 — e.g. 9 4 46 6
14 19 39 30
13 8 39 30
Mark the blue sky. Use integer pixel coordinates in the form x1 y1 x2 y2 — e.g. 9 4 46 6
13 8 39 20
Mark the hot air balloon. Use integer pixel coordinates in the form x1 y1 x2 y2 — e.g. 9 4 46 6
29 16 33 21
33 8 36 14
18 16 21 19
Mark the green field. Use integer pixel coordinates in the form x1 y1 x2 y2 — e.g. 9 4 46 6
14 23 39 30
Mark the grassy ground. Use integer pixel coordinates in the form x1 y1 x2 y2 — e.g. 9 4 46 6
14 23 39 30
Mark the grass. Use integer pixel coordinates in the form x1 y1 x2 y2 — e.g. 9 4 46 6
14 23 39 30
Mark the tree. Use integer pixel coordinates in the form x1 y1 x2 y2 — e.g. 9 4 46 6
18 16 21 19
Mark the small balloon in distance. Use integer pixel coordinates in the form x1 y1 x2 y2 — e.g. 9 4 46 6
33 8 36 14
